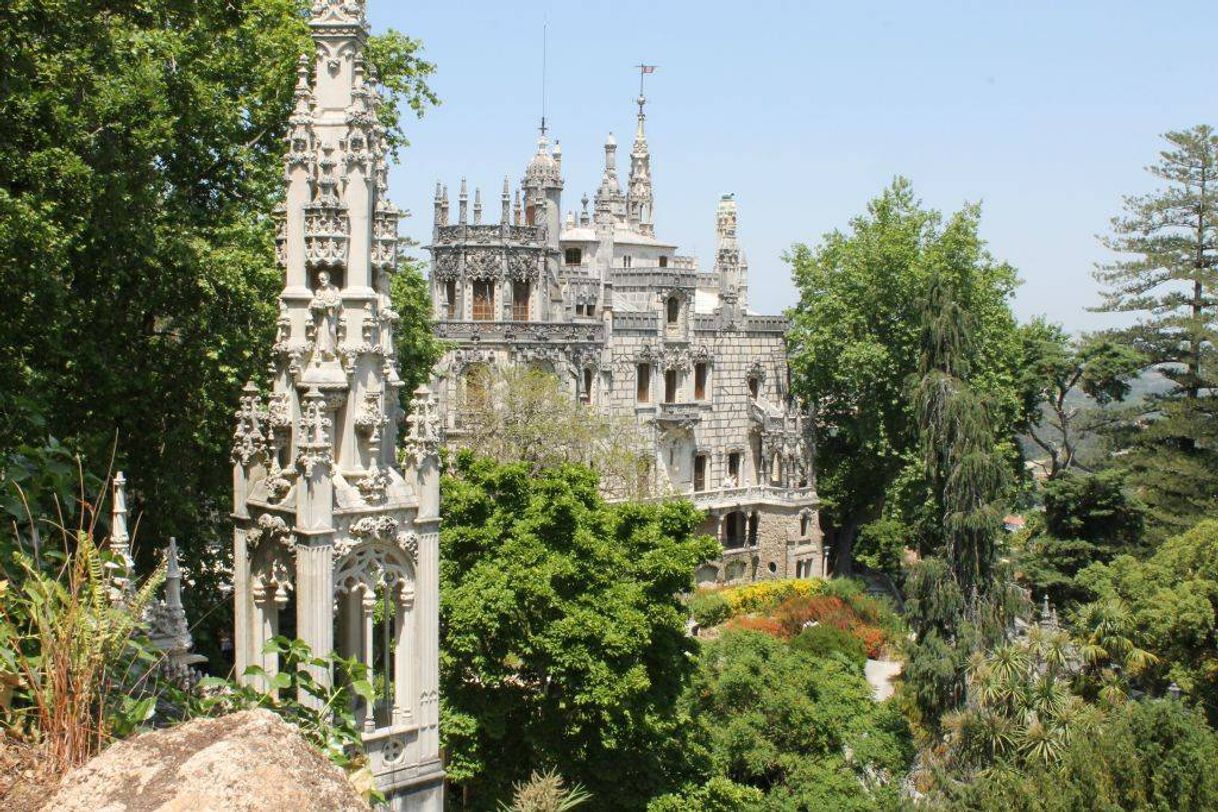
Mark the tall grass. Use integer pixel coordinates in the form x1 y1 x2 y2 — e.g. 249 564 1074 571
0 475 162 774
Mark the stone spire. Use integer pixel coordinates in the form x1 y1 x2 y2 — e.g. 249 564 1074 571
627 94 655 236
108 472 135 594
232 0 444 805
594 132 625 224
715 194 748 322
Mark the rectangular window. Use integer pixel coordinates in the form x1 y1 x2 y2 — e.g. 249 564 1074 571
513 281 530 321
636 364 651 403
582 368 593 404
444 280 457 319
728 452 741 481
472 281 494 321
664 369 678 403
694 454 707 492
694 363 708 400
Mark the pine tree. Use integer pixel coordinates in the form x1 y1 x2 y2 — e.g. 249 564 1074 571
1095 126 1218 538
1094 125 1218 400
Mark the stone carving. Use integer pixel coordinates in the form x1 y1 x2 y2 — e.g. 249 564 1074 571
246 513 295 556
296 387 333 477
354 390 386 439
395 531 419 564
334 542 413 598
403 386 442 467
356 459 389 504
351 515 399 540
309 272 343 362
232 383 268 467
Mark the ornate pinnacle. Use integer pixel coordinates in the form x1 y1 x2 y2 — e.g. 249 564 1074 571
310 0 367 27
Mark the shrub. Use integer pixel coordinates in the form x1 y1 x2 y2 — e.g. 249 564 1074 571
687 591 730 628
0 528 163 773
791 625 868 667
726 616 784 638
722 578 825 616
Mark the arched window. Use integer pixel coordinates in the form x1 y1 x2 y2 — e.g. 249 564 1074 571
564 247 582 266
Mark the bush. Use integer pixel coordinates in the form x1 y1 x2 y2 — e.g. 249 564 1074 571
687 591 730 628
725 616 784 638
791 625 868 667
722 578 825 616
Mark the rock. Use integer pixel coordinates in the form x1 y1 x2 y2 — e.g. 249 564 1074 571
42 709 370 812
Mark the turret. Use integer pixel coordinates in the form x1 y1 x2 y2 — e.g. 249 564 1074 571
628 94 655 236
523 130 563 250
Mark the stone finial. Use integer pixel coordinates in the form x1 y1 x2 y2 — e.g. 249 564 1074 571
473 187 483 225
458 178 468 224
108 472 134 595
501 177 511 224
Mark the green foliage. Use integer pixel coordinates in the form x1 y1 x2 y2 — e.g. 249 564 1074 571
499 768 592 812
183 637 375 773
854 517 907 579
646 776 764 811
0 0 438 658
1092 125 1218 541
1017 470 1146 606
0 523 163 772
1018 318 1144 476
941 699 1218 812
686 590 730 628
790 624 868 668
439 454 719 808
674 630 912 810
389 256 444 402
1076 519 1218 721
786 178 1023 571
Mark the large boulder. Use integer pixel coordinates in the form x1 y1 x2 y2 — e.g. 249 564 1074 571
43 709 369 811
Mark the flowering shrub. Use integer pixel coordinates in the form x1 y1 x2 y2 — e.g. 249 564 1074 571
722 578 826 616
726 616 784 637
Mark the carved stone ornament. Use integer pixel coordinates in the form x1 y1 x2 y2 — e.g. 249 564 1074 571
354 390 387 439
245 512 295 556
351 515 399 540
296 387 333 477
395 531 419 564
232 383 269 467
356 459 390 504
403 387 442 467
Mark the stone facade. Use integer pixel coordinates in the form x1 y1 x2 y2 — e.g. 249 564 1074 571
427 93 826 585
230 2 443 808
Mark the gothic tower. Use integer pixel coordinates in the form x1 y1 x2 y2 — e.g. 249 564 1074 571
231 1 444 807
627 94 654 236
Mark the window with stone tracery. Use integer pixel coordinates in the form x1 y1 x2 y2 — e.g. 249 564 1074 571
512 281 530 321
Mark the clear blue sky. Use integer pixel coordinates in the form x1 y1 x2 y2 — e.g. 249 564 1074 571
373 1 1217 332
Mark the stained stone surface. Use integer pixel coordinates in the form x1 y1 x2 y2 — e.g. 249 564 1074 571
42 710 368 812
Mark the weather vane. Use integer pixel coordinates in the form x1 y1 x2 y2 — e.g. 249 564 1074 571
636 64 657 115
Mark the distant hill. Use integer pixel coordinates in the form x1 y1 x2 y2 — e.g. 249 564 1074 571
1019 367 1174 469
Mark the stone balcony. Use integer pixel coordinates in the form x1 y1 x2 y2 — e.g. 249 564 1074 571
690 484 818 511
655 402 706 430
434 319 605 345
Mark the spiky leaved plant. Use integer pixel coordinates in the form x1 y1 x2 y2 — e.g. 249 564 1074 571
500 768 592 812
0 524 162 772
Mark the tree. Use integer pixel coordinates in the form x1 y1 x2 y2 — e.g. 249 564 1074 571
0 1 438 657
1093 126 1218 540
1077 519 1218 722
786 179 1023 573
438 453 718 808
657 630 911 811
1018 319 1144 478
939 699 1218 811
1094 125 1218 401
457 367 653 500
1017 470 1146 607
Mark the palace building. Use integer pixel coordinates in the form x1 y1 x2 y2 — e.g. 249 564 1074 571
426 91 826 584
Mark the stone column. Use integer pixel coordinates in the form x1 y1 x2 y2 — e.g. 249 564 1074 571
295 541 335 707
